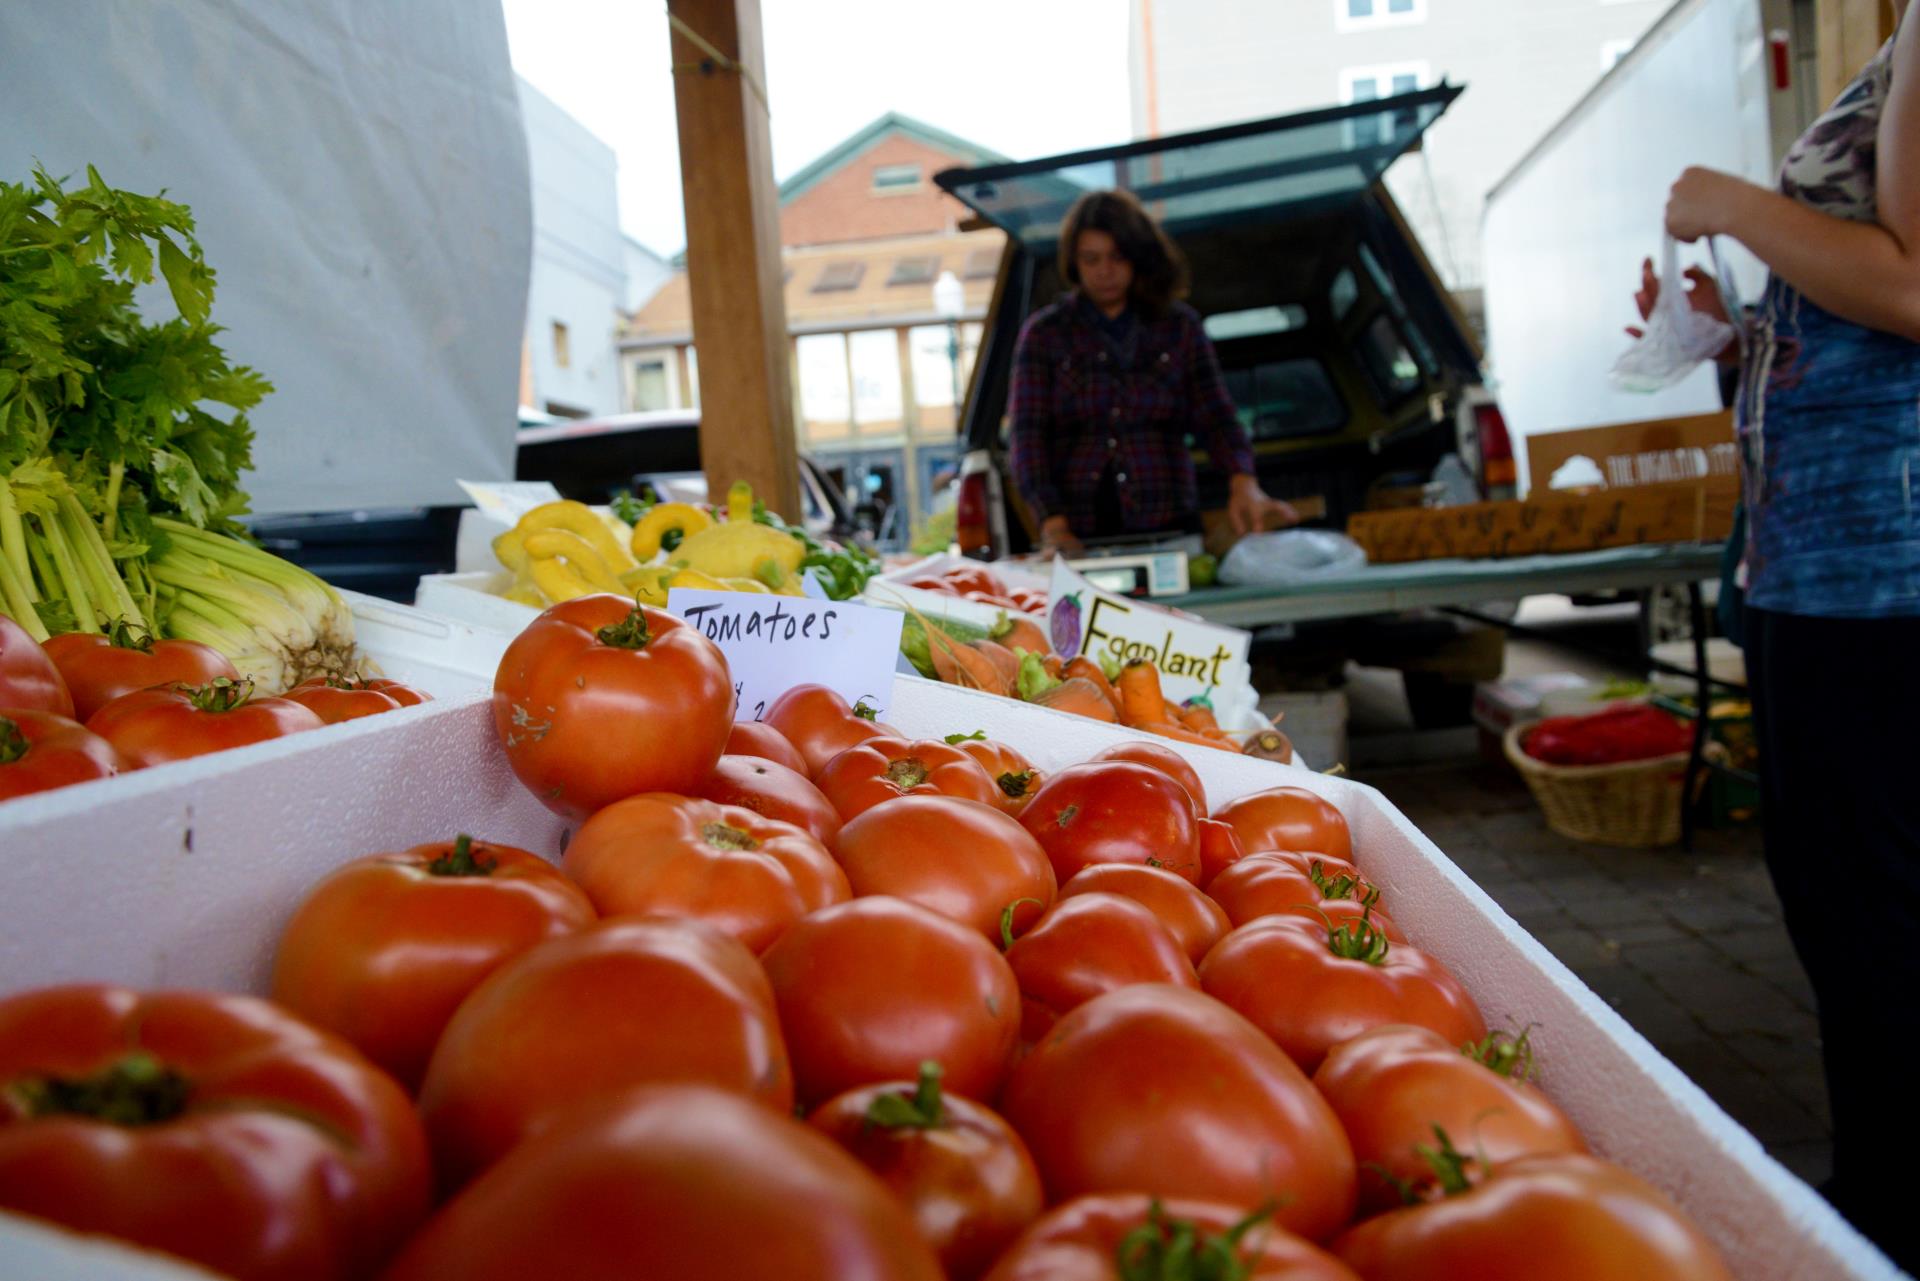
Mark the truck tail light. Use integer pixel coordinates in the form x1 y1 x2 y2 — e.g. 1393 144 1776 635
956 471 991 556
1475 402 1517 490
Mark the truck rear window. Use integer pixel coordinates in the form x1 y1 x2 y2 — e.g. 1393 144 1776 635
1354 315 1423 404
1223 358 1347 441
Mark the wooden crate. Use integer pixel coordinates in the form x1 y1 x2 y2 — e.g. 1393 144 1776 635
1346 477 1735 563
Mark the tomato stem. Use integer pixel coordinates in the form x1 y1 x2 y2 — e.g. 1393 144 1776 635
0 716 26 766
883 757 929 790
1325 907 1391 966
595 607 654 650
15 1052 192 1127
1114 1197 1278 1281
1462 1026 1538 1081
943 730 987 744
997 769 1034 800
105 617 157 653
1413 1124 1478 1197
186 676 253 713
863 1060 946 1132
427 834 497 877
701 822 760 851
999 897 1045 951
852 698 881 722
1307 859 1367 903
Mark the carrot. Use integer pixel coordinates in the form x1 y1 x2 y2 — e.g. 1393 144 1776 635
991 611 1051 658
928 628 1010 695
1116 661 1174 728
1035 677 1120 722
1179 702 1221 735
1242 728 1294 763
970 639 1021 689
1042 654 1066 680
1139 720 1240 753
1064 657 1120 713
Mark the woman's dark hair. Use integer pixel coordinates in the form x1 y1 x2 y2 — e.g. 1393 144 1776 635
1057 189 1188 318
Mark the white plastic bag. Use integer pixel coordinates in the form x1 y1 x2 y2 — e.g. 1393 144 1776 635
1609 236 1734 393
1218 530 1368 587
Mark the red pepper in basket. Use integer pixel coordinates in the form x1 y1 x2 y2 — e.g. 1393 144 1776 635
1522 705 1693 767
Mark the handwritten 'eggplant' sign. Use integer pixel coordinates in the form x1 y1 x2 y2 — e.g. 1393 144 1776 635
666 589 905 722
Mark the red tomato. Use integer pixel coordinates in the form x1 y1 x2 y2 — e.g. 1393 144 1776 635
984 1193 1361 1281
1088 740 1207 814
41 624 233 721
1331 1152 1732 1281
964 590 1027 611
816 735 1000 821
281 678 404 724
360 677 431 707
418 917 794 1189
761 897 1021 1107
811 1062 1043 1280
695 752 844 846
1213 786 1353 862
270 835 597 1093
0 710 128 801
1019 762 1202 884
491 596 733 820
0 984 430 1281
1207 851 1392 932
0 613 72 717
565 793 849 953
1005 893 1198 1042
86 678 324 767
1314 1024 1588 1214
1200 914 1483 1074
1000 985 1356 1241
384 1084 943 1281
944 731 1044 814
726 718 810 774
764 683 896 779
1055 863 1229 965
1198 817 1248 887
1009 590 1049 615
833 795 1056 942
940 566 1007 597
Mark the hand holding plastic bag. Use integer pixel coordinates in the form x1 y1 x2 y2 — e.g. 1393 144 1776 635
1219 530 1368 587
1610 237 1734 393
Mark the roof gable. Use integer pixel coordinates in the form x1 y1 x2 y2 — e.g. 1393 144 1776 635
778 111 1007 205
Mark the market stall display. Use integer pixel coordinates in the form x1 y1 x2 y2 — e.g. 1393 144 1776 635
0 597 1899 1279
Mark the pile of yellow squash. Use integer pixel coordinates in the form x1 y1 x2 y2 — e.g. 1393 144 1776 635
491 482 808 609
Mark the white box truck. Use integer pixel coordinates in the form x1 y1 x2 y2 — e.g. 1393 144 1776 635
1481 0 1820 491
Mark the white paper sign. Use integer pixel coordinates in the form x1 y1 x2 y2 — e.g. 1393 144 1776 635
667 589 906 722
457 479 565 524
1046 559 1258 724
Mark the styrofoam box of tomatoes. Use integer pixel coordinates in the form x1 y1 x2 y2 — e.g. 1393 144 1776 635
0 671 1897 1279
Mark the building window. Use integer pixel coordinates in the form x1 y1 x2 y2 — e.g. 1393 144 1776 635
796 333 853 442
887 256 940 287
849 330 904 438
629 356 672 412
1340 62 1430 146
1336 0 1425 32
551 321 571 369
872 163 921 193
962 247 1000 280
910 322 982 436
1599 38 1635 71
813 261 866 293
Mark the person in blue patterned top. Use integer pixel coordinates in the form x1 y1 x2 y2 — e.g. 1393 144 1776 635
1635 1 1917 1263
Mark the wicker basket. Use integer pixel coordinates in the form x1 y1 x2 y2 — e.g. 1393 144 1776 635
1503 720 1715 849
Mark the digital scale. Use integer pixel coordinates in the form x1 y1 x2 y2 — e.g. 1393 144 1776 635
1063 534 1204 599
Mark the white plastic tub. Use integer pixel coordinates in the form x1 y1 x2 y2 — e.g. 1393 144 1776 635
0 674 1896 1279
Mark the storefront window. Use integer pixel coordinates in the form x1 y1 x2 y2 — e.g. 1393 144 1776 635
908 323 981 436
683 345 700 409
796 333 852 443
629 355 671 412
849 329 903 440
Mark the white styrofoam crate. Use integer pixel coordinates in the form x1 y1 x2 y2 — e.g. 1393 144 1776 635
0 674 1896 1279
412 570 540 637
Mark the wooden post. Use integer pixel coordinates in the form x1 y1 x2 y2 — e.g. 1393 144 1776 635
1816 0 1899 109
667 0 801 520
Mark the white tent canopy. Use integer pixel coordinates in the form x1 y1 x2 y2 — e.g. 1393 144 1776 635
1 0 531 515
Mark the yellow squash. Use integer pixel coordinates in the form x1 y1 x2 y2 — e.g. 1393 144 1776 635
670 482 806 585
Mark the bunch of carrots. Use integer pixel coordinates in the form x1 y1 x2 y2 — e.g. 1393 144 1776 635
917 615 1293 763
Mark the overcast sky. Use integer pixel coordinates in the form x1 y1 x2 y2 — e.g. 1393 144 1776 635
499 0 1133 254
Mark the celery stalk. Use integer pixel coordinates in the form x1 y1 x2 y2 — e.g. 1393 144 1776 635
0 548 45 638
0 482 34 599
38 512 100 632
57 494 145 629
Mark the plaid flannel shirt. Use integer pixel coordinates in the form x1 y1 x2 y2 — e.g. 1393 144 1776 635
1007 294 1255 537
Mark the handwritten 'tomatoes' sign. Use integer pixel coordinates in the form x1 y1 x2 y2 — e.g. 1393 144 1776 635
666 589 906 722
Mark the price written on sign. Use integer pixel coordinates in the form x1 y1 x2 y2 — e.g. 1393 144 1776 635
666 588 906 722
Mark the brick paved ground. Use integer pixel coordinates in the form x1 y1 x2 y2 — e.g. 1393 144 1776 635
1355 749 1832 1188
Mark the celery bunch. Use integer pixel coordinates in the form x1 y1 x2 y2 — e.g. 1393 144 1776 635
0 164 358 688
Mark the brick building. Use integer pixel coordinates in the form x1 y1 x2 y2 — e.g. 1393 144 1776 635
621 113 1007 546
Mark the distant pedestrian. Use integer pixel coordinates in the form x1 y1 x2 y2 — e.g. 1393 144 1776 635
1633 0 1920 1265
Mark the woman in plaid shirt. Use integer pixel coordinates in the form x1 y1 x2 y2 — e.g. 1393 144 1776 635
1008 189 1297 553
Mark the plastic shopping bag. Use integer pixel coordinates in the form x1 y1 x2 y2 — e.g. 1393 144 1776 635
1609 236 1734 393
1218 530 1368 588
